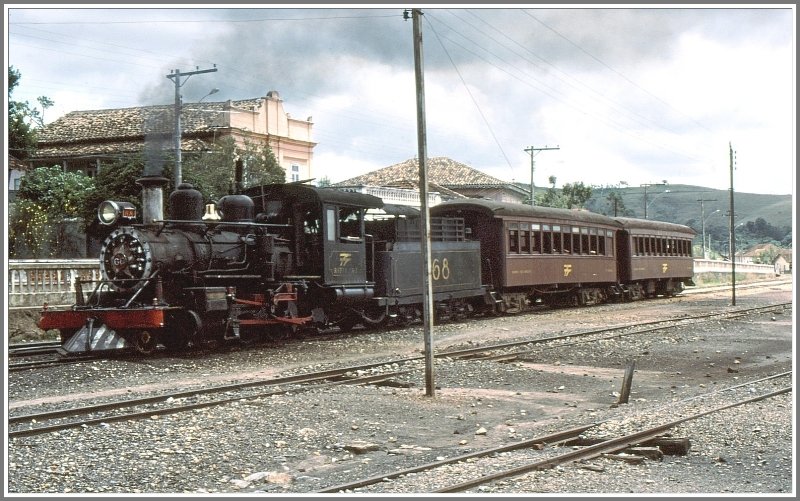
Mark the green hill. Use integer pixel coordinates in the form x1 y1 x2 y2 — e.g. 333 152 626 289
583 184 792 254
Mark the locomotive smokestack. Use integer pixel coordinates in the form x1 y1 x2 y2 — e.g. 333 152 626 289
136 176 169 225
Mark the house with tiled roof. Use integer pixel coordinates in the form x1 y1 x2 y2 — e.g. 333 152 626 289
29 90 316 183
8 153 27 202
738 242 793 272
334 156 528 206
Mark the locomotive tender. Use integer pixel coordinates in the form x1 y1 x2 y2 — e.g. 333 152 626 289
37 179 695 356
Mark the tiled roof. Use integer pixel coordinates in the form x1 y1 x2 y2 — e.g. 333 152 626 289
378 179 465 199
334 156 521 190
33 138 211 160
35 98 262 145
8 153 27 170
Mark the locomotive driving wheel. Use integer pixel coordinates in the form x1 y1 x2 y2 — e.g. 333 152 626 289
270 300 300 340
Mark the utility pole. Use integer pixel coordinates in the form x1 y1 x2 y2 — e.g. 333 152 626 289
729 143 736 306
407 8 435 397
640 180 668 219
166 65 218 188
697 198 717 259
524 145 559 206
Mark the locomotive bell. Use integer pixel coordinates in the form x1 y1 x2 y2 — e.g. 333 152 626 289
202 203 221 221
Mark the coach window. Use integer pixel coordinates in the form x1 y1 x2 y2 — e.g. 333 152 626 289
603 230 613 256
520 223 531 253
589 228 599 255
508 223 519 253
552 225 562 253
580 227 590 255
562 226 573 253
542 224 553 253
531 223 541 253
572 227 581 254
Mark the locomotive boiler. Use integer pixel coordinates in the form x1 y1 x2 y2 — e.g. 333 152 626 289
39 177 308 355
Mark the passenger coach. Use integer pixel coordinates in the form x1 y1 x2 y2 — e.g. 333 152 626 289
614 217 696 299
430 199 622 311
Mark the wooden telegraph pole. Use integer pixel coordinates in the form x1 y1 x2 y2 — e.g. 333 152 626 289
408 8 436 397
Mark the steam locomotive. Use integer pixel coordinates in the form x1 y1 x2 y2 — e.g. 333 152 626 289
37 177 695 356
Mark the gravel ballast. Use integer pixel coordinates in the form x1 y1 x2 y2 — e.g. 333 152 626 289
6 280 794 495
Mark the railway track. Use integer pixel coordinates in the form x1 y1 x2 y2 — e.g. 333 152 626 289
317 372 792 493
9 301 789 439
8 362 412 438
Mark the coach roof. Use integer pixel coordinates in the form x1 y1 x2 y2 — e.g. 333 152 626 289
615 217 696 236
431 199 620 227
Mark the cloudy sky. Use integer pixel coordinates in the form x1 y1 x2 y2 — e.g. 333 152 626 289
5 5 795 196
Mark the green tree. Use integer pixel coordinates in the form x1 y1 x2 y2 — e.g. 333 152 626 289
560 182 593 209
754 246 780 265
81 155 151 241
8 66 38 160
10 165 95 257
8 66 54 159
605 190 626 216
183 136 285 201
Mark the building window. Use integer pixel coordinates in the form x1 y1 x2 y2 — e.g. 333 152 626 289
291 164 300 182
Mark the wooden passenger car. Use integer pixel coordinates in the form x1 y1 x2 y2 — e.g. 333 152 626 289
431 199 621 309
614 217 696 298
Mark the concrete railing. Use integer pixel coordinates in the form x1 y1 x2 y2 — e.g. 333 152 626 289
8 259 102 308
692 258 780 275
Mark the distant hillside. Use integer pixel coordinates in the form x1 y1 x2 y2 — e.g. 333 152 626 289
512 182 792 252
583 184 792 250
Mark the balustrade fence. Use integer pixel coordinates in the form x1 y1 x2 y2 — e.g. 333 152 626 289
8 259 102 308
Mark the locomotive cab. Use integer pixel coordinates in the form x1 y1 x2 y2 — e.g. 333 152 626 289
244 183 384 328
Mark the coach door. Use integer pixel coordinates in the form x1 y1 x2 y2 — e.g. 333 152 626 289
323 204 367 285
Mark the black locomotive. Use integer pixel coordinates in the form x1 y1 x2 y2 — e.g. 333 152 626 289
38 179 695 356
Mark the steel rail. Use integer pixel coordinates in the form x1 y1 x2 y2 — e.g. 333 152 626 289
435 386 792 493
8 371 408 438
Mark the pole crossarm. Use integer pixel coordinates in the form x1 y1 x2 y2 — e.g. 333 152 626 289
524 145 560 207
639 180 668 219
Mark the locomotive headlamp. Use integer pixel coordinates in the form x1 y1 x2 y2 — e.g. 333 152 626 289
98 200 137 225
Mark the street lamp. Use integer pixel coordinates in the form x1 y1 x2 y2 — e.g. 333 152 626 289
640 180 668 219
199 88 219 103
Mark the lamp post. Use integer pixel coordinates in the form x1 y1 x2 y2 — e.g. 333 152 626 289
640 180 668 219
701 208 721 259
